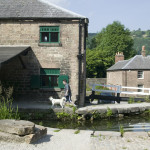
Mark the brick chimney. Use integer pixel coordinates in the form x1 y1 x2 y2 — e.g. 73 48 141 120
141 45 146 57
115 52 124 63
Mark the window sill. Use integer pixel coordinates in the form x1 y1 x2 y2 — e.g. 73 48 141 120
38 43 62 47
138 78 144 79
40 88 61 92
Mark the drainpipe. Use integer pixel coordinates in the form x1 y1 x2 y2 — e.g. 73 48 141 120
0 64 2 84
77 19 82 106
77 18 88 106
83 23 88 105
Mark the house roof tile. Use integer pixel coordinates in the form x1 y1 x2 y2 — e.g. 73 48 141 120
107 55 150 71
0 0 86 19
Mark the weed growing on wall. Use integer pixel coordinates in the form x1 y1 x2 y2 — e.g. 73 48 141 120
106 107 113 119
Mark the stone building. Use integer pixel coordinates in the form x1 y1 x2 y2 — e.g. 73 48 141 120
107 46 150 92
0 0 88 106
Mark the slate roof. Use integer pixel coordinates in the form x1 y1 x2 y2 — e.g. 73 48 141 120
107 55 150 71
0 46 30 65
0 0 86 19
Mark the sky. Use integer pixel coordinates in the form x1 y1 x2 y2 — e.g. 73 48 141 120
44 0 150 33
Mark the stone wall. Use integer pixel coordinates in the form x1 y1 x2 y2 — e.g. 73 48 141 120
125 70 150 87
107 71 123 86
107 70 150 87
0 20 86 104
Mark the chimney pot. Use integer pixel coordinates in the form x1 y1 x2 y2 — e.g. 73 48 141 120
115 52 124 63
142 45 145 50
141 45 146 57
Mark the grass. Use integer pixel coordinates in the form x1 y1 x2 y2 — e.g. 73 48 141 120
120 125 124 137
127 139 131 142
122 147 127 149
137 100 142 103
39 121 43 126
143 109 150 115
74 130 80 134
53 129 61 132
91 135 97 137
128 97 135 104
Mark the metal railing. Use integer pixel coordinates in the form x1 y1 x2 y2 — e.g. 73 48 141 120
92 84 150 96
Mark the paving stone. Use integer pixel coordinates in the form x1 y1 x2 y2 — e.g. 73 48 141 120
117 107 124 114
89 107 107 114
145 105 150 110
76 108 88 114
139 106 146 112
130 107 140 113
0 119 35 136
94 131 121 137
124 132 149 137
110 108 118 114
95 108 107 114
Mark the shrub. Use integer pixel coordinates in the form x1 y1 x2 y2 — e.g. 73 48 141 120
145 96 150 103
128 97 135 104
86 84 91 91
106 107 113 118
0 97 20 120
56 111 71 121
0 84 19 120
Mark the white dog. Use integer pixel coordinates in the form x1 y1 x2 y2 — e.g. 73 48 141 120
49 97 66 108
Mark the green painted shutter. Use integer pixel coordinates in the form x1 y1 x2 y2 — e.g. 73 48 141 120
31 75 40 89
58 75 69 88
40 26 59 32
40 69 60 75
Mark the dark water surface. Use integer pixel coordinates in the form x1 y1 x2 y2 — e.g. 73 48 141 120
33 116 150 132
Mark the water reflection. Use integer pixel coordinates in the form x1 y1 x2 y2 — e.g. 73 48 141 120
33 116 150 132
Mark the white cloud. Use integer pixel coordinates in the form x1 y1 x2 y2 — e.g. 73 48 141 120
42 0 70 8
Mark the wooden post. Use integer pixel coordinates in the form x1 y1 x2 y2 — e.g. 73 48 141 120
91 90 95 102
117 93 120 103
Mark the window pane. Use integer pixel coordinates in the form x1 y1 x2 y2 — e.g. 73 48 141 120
51 75 59 87
41 32 49 42
41 75 49 87
138 71 143 78
51 32 59 42
138 85 143 92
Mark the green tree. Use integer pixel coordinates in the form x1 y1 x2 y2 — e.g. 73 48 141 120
146 30 150 37
86 49 105 77
86 21 136 78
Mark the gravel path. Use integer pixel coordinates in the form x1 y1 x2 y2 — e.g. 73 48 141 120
0 128 150 150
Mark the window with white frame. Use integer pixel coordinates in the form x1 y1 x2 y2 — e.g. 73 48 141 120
138 84 144 92
137 71 144 79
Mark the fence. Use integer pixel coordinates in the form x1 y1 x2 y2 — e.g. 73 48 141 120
92 84 150 96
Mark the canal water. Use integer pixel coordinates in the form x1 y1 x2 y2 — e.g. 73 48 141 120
34 116 150 132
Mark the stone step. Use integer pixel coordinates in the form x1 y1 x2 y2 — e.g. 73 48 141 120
0 124 47 144
0 119 35 136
